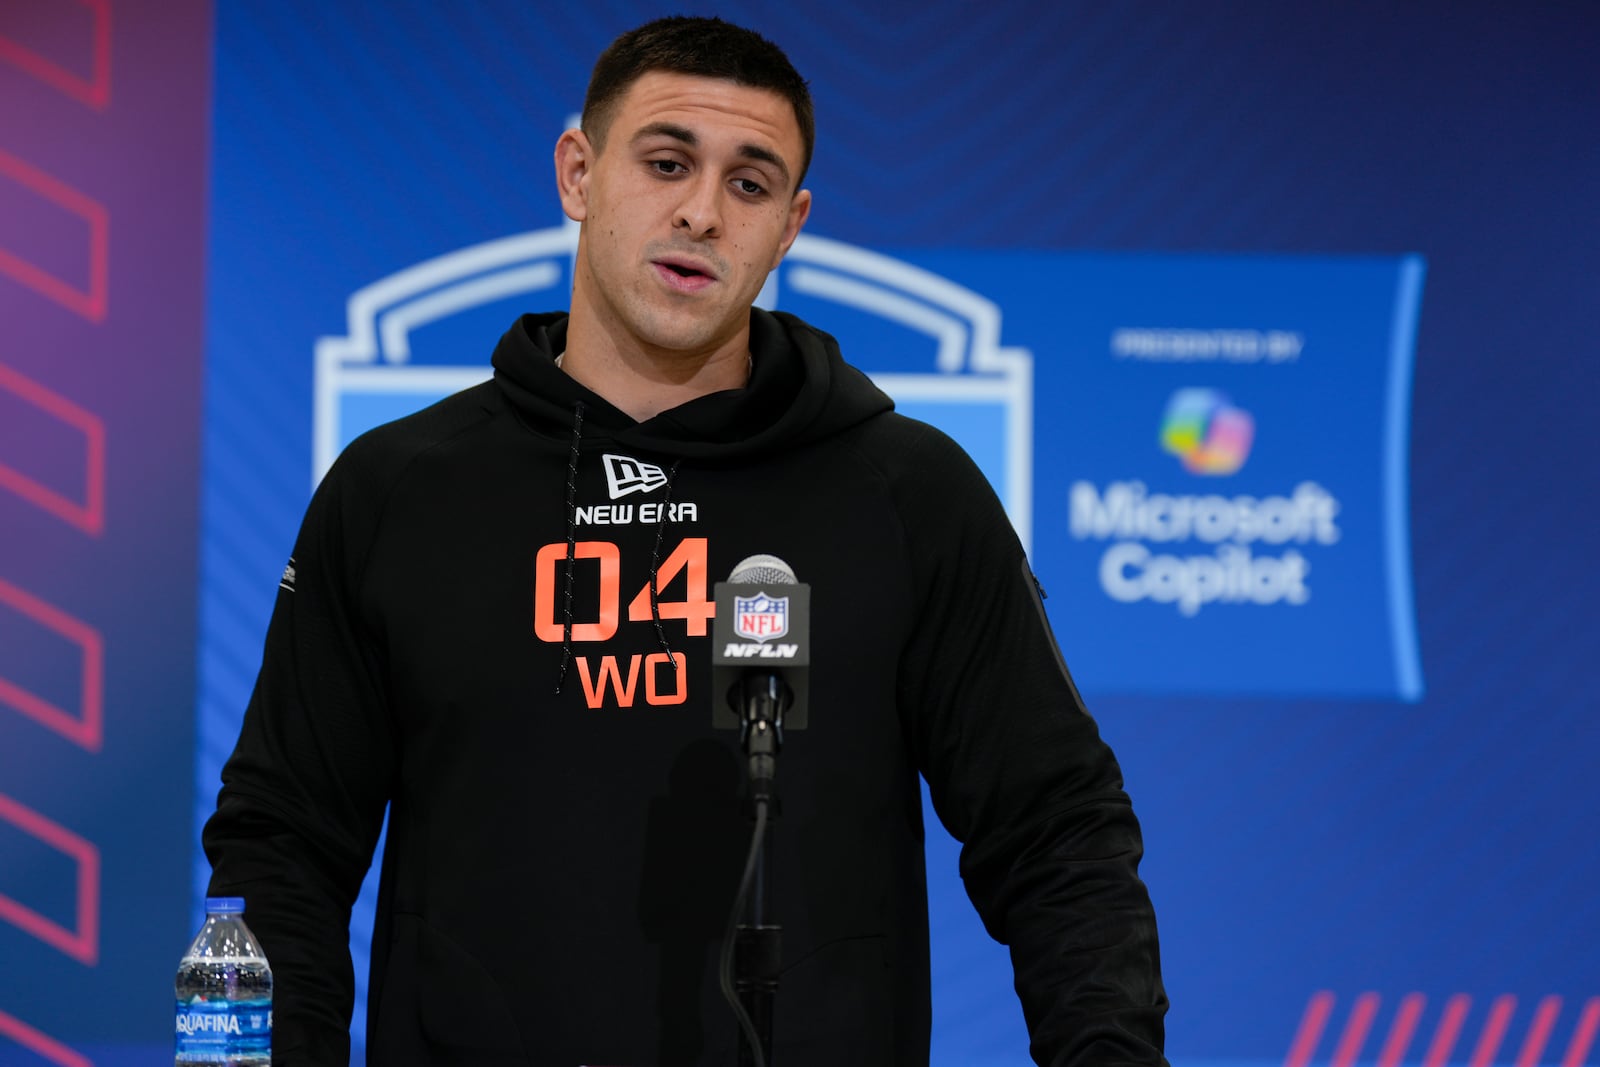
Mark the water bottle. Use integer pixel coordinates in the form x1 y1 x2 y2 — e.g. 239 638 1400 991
174 896 272 1066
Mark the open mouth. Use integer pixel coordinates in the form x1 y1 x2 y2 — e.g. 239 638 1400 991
654 259 716 291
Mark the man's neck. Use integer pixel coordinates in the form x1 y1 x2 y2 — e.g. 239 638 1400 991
559 307 753 422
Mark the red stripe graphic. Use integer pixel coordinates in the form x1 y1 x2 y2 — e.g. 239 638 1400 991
1376 992 1427 1067
1565 998 1600 1067
1284 990 1336 1067
1330 991 1381 1067
1290 991 1600 1067
0 791 100 965
1516 996 1564 1067
0 148 109 322
0 575 104 751
0 360 107 535
1422 994 1473 1067
0 0 112 110
0 1008 91 1067
1468 995 1518 1067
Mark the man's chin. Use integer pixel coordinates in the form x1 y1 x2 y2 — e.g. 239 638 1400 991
630 312 742 360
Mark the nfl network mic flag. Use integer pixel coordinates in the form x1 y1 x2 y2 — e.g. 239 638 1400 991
712 581 812 732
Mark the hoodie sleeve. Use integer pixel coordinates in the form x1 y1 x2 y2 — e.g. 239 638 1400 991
889 422 1168 1067
202 443 395 1067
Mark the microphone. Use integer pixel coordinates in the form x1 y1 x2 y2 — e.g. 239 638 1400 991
711 555 806 1064
711 554 811 739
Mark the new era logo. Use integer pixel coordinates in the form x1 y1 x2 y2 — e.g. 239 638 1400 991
603 453 668 499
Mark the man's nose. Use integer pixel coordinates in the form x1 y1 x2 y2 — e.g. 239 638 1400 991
674 174 722 238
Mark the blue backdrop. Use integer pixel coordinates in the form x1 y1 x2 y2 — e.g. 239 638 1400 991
2 2 1598 1066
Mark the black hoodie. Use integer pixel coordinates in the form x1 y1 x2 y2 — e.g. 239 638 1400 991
205 309 1167 1067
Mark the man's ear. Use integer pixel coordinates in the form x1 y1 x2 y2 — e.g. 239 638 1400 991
555 128 593 223
772 188 813 270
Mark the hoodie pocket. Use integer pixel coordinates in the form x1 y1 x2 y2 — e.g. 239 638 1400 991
370 912 528 1063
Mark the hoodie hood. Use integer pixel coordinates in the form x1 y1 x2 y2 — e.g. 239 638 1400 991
490 309 893 462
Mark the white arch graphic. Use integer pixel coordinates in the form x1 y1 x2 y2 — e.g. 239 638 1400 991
313 226 1033 551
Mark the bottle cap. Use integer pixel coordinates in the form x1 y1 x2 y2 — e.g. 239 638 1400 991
204 896 245 914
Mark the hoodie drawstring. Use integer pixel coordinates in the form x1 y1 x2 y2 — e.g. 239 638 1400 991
554 401 680 693
555 401 585 695
647 460 683 661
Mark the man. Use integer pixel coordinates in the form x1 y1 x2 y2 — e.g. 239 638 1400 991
205 16 1167 1067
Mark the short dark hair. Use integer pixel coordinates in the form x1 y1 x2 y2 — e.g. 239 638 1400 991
582 16 815 187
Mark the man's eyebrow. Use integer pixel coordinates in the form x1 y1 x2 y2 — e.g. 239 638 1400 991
632 121 697 148
631 122 792 188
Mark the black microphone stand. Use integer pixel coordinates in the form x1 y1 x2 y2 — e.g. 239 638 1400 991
736 673 788 1067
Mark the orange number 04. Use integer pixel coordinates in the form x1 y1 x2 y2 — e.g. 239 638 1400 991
533 537 716 643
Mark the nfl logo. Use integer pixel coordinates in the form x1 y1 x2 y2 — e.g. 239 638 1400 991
734 594 789 643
